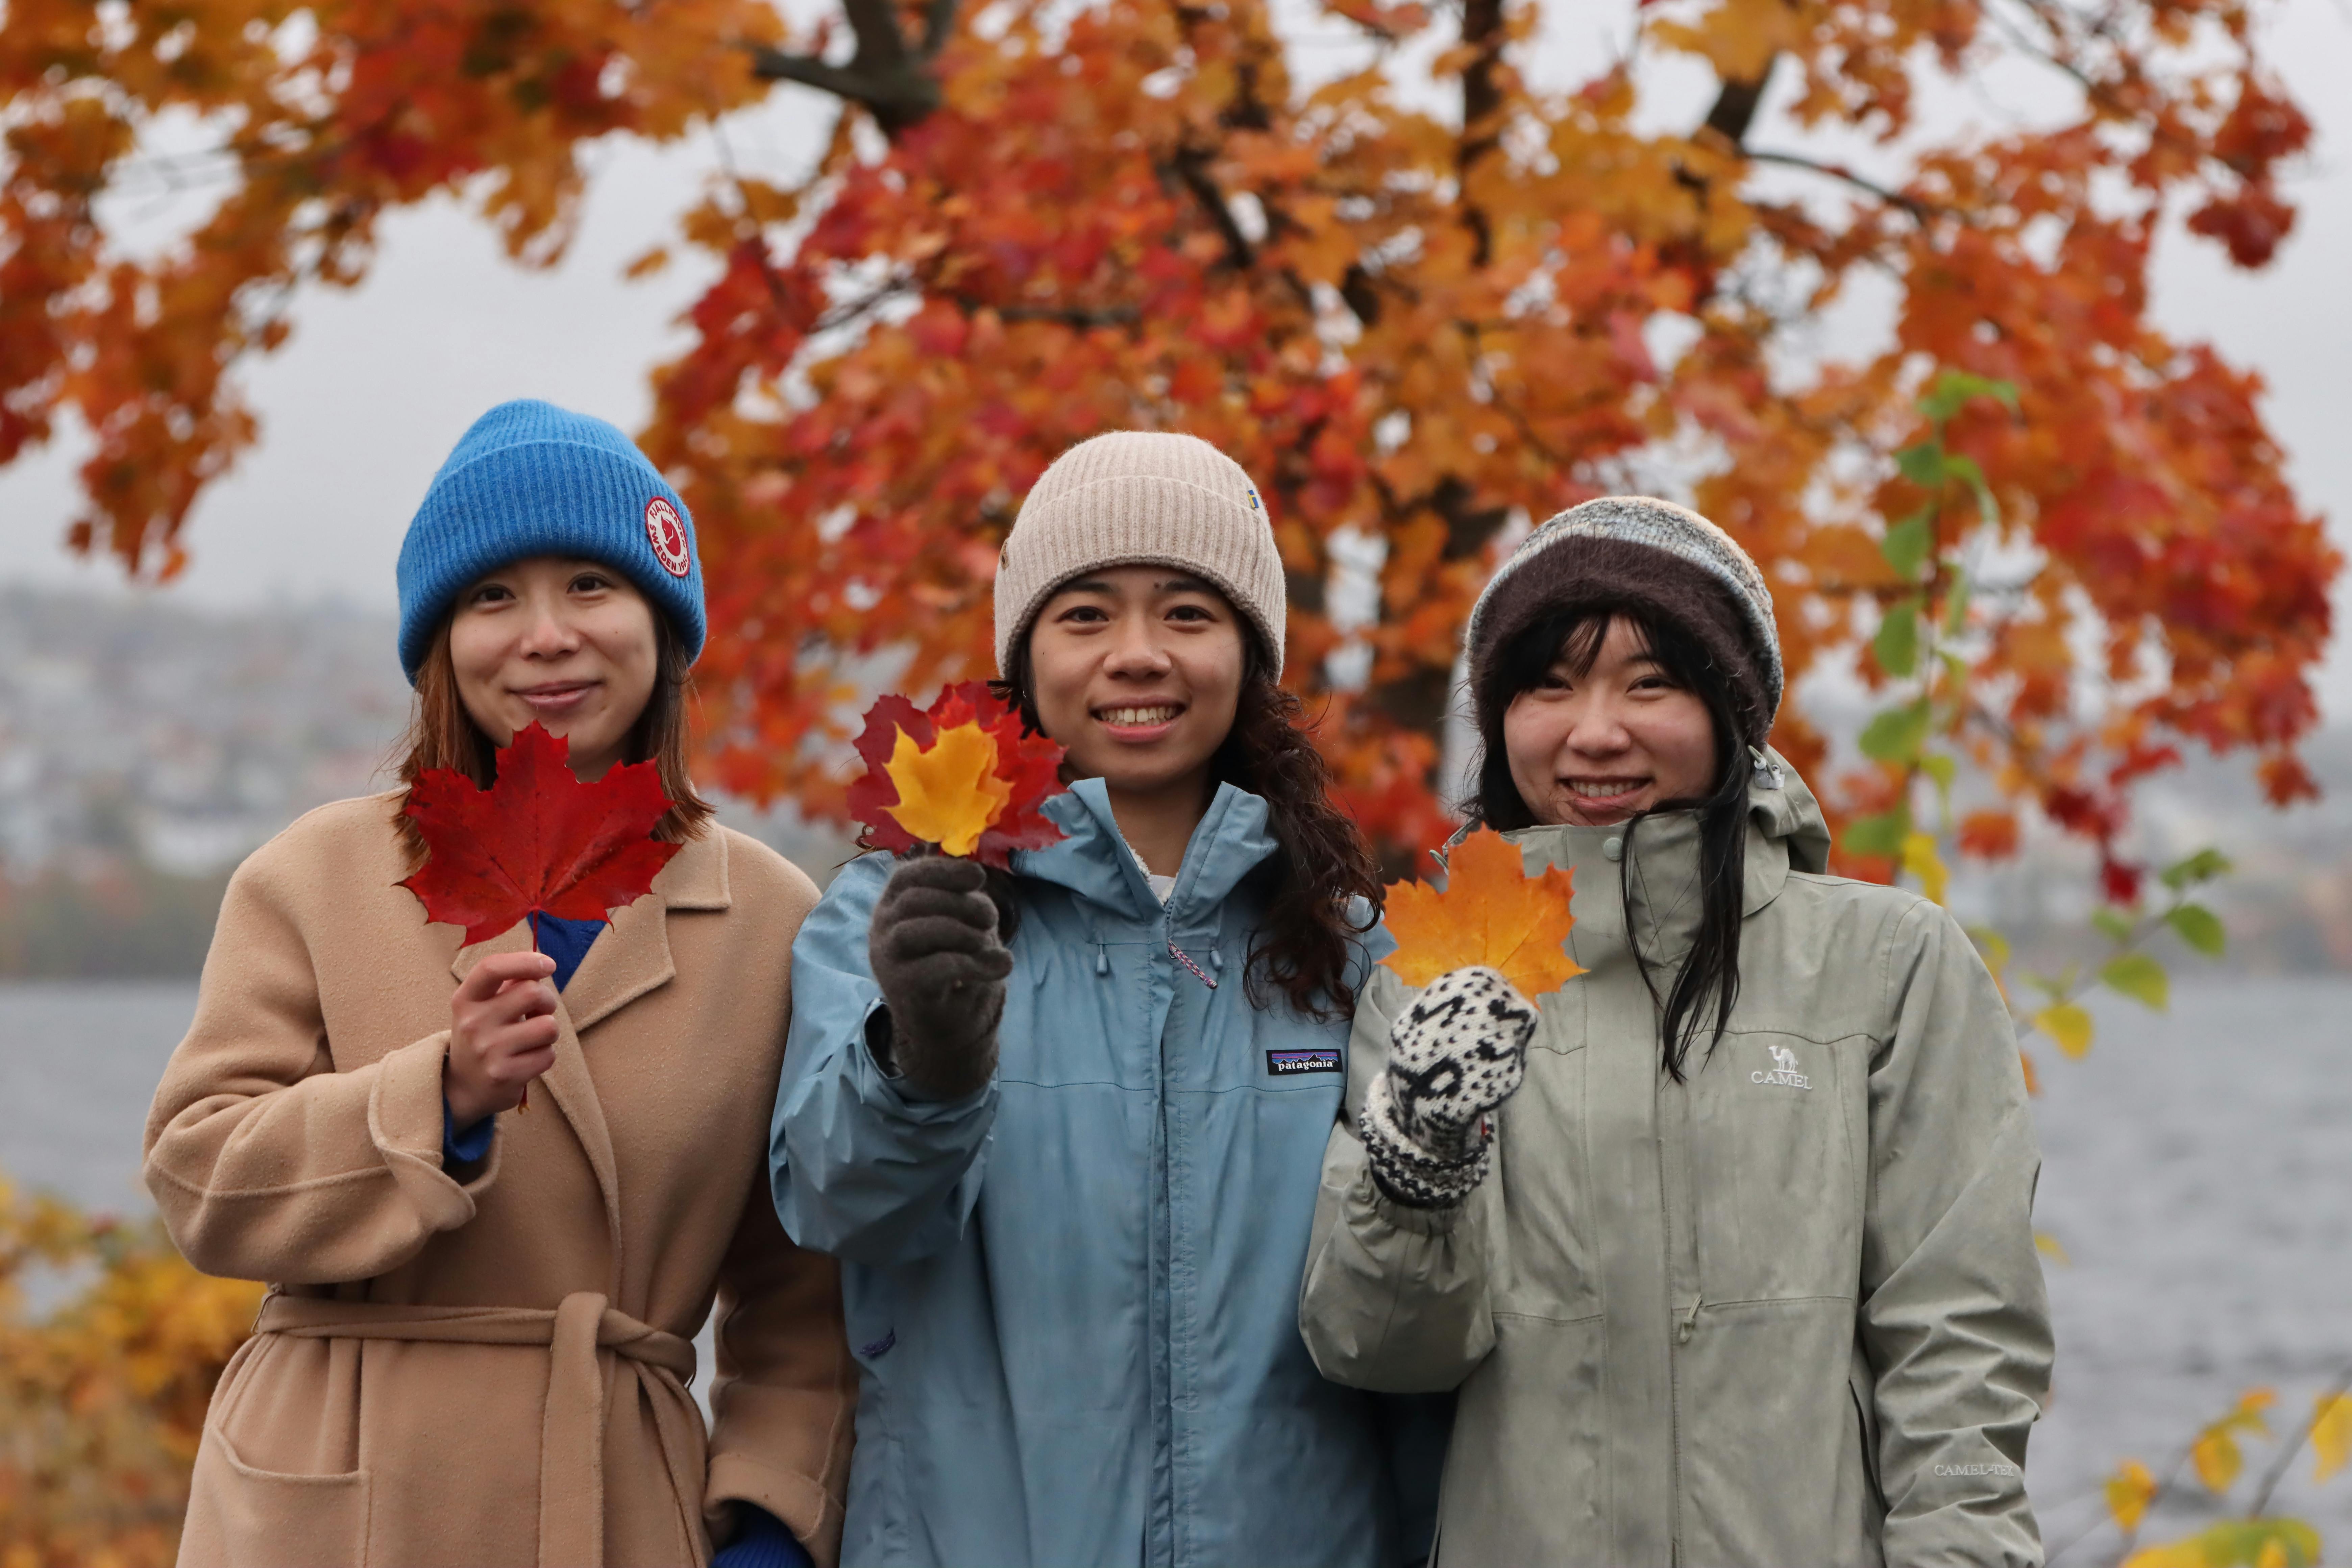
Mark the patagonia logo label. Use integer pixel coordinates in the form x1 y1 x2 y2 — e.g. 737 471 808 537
858 1329 897 1361
1267 1049 1342 1077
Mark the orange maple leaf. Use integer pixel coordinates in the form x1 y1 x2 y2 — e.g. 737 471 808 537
1380 827 1584 1003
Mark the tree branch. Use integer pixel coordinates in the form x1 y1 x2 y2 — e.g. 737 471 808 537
2246 1358 2352 1520
919 0 960 56
1744 148 1935 220
950 295 1142 327
1457 0 1506 267
747 0 956 134
1703 64 1774 147
1168 146 1256 269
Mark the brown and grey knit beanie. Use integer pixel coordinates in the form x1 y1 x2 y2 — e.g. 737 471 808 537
994 432 1287 677
1466 496 1783 746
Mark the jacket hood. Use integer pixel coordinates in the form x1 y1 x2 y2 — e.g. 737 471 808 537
1461 748 1831 962
1011 776 1278 922
1459 748 1829 893
1751 749 1832 877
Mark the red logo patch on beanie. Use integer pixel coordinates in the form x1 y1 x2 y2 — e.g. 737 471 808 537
644 497 690 578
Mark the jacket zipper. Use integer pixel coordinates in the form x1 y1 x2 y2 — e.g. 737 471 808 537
1660 1135 1685 1566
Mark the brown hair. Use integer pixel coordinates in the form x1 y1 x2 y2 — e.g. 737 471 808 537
390 611 713 866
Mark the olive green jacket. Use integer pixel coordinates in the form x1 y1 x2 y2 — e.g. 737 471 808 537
1300 763 2051 1567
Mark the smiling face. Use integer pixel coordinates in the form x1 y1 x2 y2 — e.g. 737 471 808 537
447 555 659 782
1024 565 1247 810
1502 614 1721 827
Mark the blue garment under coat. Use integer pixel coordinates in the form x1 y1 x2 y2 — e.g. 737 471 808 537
771 779 1445 1568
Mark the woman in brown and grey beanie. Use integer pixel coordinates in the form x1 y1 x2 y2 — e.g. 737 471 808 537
1302 497 2053 1567
771 433 1447 1568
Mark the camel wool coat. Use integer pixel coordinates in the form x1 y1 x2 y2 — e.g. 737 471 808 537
144 794 856 1568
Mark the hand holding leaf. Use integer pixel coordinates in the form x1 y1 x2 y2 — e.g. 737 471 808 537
1380 827 1585 1002
399 722 681 1111
849 681 1068 866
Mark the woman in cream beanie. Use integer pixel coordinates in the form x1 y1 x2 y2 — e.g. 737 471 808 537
771 431 1448 1566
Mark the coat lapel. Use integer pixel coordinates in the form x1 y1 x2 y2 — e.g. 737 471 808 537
445 832 733 1291
562 831 729 1032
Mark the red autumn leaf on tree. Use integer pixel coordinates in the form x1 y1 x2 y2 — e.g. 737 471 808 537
847 681 1067 868
5 0 2338 893
398 721 680 944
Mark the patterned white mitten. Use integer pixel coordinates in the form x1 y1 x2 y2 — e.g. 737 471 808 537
1359 965 1538 1208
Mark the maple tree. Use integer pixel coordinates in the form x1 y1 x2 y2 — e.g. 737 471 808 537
399 720 679 945
1380 826 1581 1001
3 0 2334 885
847 680 1067 865
5 4 2345 1552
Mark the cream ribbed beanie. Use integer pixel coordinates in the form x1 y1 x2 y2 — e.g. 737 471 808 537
994 432 1287 677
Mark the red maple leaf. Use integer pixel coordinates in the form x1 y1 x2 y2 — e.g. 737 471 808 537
398 722 681 945
846 680 1068 869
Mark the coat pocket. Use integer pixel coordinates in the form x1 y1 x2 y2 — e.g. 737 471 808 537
1688 1029 1861 1302
179 1425 371 1568
1849 1377 1887 1516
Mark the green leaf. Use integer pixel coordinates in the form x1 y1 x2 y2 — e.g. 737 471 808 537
1859 702 1933 764
1942 571 1973 636
1918 372 2021 424
2159 847 2234 890
2091 907 2137 944
2100 952 2170 1012
1941 452 2000 525
1896 441 1946 488
1842 808 1911 859
2167 902 2227 957
1875 601 1920 677
1881 509 1934 580
1966 924 2012 973
1919 752 1957 807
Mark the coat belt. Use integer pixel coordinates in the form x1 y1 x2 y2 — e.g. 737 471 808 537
253 1291 703 1566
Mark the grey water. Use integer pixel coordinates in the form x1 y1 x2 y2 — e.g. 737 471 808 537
5 976 2349 1558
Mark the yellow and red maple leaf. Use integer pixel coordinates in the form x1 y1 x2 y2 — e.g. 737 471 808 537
848 681 1067 867
1379 827 1584 1003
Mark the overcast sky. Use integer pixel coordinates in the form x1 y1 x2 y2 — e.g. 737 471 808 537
4 0 2347 727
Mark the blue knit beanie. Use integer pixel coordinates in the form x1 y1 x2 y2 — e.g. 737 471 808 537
395 400 706 683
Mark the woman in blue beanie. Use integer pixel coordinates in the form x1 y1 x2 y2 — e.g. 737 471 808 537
145 401 853 1568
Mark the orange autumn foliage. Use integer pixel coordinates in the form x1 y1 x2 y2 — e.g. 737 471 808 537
1381 827 1583 1002
0 0 2335 871
0 1176 264 1566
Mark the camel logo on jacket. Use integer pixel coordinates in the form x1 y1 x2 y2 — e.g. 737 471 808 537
1752 1042 1811 1091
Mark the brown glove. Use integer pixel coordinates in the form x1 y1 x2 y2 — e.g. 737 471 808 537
866 855 1013 1100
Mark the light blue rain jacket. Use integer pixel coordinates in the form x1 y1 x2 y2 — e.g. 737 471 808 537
773 778 1445 1568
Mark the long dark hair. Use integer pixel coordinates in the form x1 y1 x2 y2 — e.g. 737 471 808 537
997 638 1382 1022
1464 607 1751 1080
392 610 711 867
